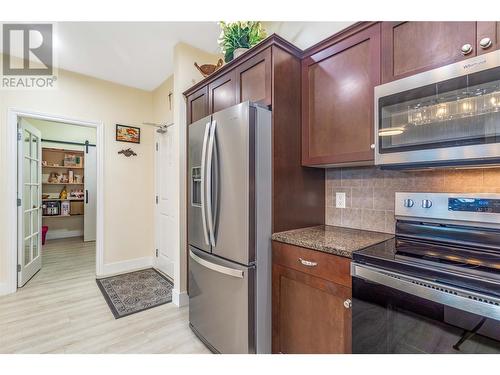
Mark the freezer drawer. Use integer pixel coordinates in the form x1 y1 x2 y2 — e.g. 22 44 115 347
188 247 255 353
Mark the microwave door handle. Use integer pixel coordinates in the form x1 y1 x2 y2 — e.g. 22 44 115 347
206 119 217 247
200 121 211 247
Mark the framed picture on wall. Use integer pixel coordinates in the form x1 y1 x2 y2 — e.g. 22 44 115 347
116 124 140 144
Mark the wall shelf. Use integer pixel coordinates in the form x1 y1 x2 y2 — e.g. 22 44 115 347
43 165 84 169
43 183 84 185
42 198 84 202
42 147 85 221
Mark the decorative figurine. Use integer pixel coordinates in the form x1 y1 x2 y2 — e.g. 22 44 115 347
194 58 224 78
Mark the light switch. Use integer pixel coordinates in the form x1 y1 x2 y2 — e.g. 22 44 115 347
336 192 346 208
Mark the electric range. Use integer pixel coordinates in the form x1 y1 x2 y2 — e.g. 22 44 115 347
352 192 500 354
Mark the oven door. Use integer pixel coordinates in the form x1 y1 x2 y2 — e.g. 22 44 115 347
352 263 500 354
374 50 500 167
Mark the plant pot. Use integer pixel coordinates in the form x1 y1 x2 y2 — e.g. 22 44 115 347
233 48 249 60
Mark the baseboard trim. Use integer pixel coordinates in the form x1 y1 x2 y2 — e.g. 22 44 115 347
97 256 153 278
172 289 189 307
46 229 83 240
0 281 15 297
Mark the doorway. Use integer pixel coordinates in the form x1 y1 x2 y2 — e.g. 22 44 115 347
6 109 104 294
154 128 175 280
19 117 97 287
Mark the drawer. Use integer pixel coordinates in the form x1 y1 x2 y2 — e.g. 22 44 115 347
272 241 351 288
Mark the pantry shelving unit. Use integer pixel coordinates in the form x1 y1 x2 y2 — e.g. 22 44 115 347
41 148 85 220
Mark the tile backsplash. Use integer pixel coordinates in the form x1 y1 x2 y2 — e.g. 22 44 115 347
325 167 500 234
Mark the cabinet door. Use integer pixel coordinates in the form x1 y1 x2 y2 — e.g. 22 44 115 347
187 86 208 125
272 263 352 354
381 21 477 83
208 71 236 114
302 23 380 166
477 22 500 55
235 48 272 106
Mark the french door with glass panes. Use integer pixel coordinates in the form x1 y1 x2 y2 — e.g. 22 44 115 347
18 121 42 287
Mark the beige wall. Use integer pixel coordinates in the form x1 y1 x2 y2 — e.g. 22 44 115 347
0 61 156 284
26 118 97 150
325 166 500 233
152 75 174 125
148 44 220 303
172 43 221 300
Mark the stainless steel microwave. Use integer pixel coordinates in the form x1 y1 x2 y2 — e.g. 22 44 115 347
375 49 500 168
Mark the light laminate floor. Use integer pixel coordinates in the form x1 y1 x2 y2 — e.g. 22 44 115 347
0 237 210 354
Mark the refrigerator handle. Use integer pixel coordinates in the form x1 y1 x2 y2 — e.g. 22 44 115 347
206 119 217 247
200 121 211 246
190 250 244 279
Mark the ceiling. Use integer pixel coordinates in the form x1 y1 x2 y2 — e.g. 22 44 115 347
54 22 224 91
1 22 353 91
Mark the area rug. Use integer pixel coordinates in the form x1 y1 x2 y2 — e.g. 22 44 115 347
96 268 173 319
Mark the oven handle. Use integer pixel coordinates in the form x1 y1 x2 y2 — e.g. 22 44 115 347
351 263 500 322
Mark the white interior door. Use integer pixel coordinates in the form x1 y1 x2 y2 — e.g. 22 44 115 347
155 129 175 279
84 144 96 241
18 119 42 287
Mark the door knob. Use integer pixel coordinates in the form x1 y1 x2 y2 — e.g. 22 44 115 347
479 37 492 49
460 43 473 55
370 144 375 150
343 299 352 309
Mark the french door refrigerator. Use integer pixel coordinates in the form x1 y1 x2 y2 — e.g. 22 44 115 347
188 102 272 354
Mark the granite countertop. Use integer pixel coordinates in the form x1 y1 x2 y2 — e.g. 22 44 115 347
271 225 394 258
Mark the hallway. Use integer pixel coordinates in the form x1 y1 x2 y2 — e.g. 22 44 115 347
0 237 209 354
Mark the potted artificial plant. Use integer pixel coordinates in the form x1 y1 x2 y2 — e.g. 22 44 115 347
218 21 267 63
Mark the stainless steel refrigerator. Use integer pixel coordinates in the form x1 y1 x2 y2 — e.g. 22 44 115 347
188 102 272 354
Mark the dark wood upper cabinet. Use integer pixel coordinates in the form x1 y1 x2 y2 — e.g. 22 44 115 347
381 22 477 83
234 48 272 106
272 241 352 354
184 34 324 233
208 71 236 114
302 23 380 167
186 86 209 125
477 22 500 55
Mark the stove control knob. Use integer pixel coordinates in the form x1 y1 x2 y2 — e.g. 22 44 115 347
421 199 433 209
403 199 414 208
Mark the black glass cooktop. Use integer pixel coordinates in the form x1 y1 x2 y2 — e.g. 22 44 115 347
395 238 500 273
353 237 500 299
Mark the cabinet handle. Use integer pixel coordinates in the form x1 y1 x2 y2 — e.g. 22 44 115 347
479 37 492 49
298 258 317 267
460 43 473 55
343 299 352 309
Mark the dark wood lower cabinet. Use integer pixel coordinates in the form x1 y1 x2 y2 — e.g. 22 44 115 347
272 241 352 354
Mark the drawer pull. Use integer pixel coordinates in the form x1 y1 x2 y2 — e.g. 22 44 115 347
298 258 317 267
